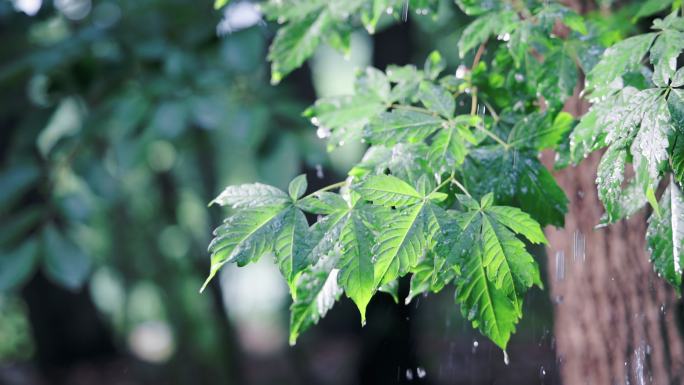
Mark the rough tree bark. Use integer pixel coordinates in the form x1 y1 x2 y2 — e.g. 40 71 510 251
544 92 684 384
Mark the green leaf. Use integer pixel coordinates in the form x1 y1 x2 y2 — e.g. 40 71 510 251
650 29 684 87
455 239 519 350
300 209 351 269
481 215 541 305
289 254 343 345
337 208 375 322
356 174 424 207
0 207 43 247
288 174 308 200
428 126 470 172
631 95 671 193
463 147 568 226
671 132 684 186
355 67 391 103
569 108 603 164
586 33 657 99
42 225 92 290
646 179 684 292
0 239 39 292
458 11 517 58
373 201 428 287
599 181 648 224
633 0 675 21
307 93 387 148
427 205 466 268
211 183 290 208
365 109 444 145
537 51 578 107
361 0 391 33
326 27 352 56
455 0 501 15
597 147 628 222
297 192 348 214
424 50 446 80
0 164 40 215
349 143 432 183
204 205 289 290
260 1 327 23
418 81 455 118
480 193 494 209
379 280 399 303
673 67 684 88
484 206 548 244
387 64 423 103
269 12 331 84
562 10 587 35
570 87 655 164
509 112 573 150
669 89 684 133
406 252 450 303
214 0 230 10
274 207 310 292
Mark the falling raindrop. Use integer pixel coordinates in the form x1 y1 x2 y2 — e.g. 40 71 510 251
455 65 467 79
416 367 426 379
539 366 546 378
316 126 331 139
405 368 414 381
634 346 646 385
315 164 324 179
555 250 565 281
503 350 510 365
477 104 486 118
472 340 479 354
573 230 586 262
401 0 408 21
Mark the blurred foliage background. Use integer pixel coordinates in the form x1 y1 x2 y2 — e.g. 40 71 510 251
0 0 561 384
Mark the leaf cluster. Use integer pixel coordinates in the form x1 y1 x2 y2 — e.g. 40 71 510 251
207 0 684 350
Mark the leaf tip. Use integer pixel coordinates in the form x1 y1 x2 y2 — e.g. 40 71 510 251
288 333 298 346
271 71 283 85
200 265 220 293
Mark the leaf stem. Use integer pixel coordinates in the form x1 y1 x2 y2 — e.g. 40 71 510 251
302 180 347 200
471 43 486 70
470 88 479 116
483 100 500 122
451 178 472 198
431 171 456 194
477 123 509 148
431 170 472 199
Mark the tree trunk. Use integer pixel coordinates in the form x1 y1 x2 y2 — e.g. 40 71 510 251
544 99 684 384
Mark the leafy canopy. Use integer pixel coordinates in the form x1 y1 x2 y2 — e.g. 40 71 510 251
206 0 684 350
